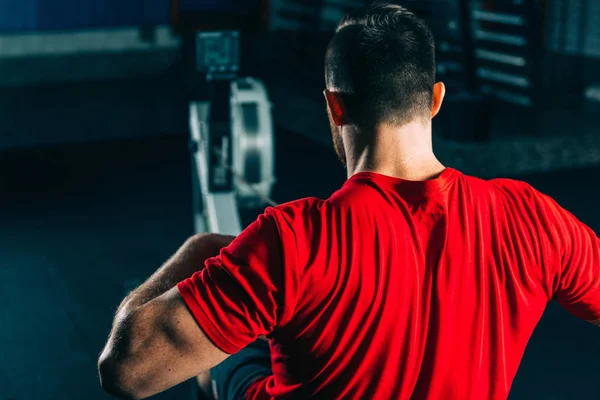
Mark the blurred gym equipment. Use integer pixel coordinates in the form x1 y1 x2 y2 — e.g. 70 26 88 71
172 0 276 236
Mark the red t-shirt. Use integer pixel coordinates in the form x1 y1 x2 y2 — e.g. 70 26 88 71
177 168 600 399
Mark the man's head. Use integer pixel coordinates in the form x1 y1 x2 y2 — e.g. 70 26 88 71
324 2 445 166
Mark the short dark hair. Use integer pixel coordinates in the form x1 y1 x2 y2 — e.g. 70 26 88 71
325 2 436 128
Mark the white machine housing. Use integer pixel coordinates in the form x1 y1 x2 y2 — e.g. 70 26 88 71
190 77 276 236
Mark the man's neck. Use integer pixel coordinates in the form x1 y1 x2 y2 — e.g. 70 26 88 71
346 120 445 181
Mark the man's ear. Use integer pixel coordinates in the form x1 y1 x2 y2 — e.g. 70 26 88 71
431 82 446 118
324 90 348 126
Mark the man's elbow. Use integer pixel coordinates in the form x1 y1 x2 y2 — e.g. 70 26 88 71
98 352 145 399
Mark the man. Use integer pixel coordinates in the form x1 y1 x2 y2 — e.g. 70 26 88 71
98 3 600 399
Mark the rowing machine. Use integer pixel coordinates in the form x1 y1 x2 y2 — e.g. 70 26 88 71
189 30 276 236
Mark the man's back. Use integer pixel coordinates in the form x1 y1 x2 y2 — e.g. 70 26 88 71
98 5 599 399
239 168 600 399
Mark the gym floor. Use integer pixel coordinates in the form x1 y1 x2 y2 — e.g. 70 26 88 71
0 131 598 400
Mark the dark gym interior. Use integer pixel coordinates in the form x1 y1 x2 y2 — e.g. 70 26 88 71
0 1 599 399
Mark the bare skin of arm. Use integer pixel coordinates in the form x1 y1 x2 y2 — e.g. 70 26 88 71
98 233 235 399
114 233 235 313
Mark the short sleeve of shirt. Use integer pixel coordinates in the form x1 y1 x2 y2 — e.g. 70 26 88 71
532 189 600 321
177 208 300 354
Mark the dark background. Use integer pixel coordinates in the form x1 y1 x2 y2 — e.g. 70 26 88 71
0 1 598 399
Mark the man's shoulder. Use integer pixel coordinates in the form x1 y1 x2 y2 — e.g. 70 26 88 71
265 197 326 226
487 177 538 200
457 173 531 193
483 177 564 219
260 198 327 250
270 197 325 214
453 174 549 211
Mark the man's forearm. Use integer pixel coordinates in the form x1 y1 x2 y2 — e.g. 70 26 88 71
117 233 235 314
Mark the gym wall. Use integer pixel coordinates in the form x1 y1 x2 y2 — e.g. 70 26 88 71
0 1 178 86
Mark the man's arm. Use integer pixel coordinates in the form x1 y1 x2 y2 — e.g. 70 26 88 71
530 189 600 325
115 233 235 313
98 233 235 399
